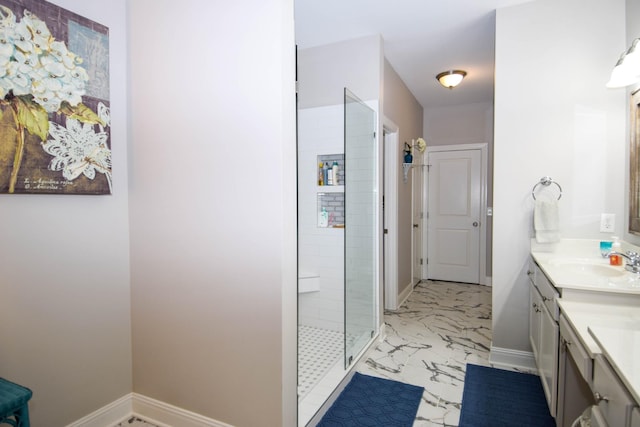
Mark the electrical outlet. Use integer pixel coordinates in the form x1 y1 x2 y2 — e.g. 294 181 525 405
600 213 615 233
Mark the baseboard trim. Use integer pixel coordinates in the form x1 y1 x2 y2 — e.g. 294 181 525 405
397 281 414 307
489 346 537 372
65 394 132 427
133 394 234 427
67 393 233 427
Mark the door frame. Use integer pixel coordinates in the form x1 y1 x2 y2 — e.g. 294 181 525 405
424 143 488 285
411 149 425 285
383 117 399 310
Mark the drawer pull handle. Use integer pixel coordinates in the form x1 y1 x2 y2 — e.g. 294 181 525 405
527 270 533 276
594 392 609 403
541 296 550 302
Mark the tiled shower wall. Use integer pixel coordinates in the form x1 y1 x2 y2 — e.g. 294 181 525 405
298 105 344 331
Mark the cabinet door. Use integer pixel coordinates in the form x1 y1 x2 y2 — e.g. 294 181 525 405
557 324 595 427
593 354 635 427
539 300 559 418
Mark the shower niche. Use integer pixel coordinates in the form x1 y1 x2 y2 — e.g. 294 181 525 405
297 89 378 426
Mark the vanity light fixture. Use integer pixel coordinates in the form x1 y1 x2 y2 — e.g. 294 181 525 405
436 70 467 89
607 38 640 88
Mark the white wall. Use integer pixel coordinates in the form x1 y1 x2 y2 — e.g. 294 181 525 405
298 35 383 109
128 1 297 426
0 1 131 425
493 0 626 354
424 103 494 276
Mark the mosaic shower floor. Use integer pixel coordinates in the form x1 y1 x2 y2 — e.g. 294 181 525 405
297 325 344 398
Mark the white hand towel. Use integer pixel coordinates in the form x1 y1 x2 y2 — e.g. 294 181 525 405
534 199 560 243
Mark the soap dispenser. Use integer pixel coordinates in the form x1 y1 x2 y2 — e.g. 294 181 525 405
610 236 623 266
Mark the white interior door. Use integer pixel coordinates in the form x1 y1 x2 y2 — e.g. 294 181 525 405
427 149 481 284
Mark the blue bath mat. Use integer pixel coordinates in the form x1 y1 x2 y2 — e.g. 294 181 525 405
459 364 555 427
317 372 423 427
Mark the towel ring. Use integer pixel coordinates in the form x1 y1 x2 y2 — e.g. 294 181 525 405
532 176 562 200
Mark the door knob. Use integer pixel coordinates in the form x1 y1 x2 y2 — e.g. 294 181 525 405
413 224 419 228
473 221 479 227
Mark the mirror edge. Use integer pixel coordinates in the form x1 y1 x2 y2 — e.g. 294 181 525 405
629 88 640 235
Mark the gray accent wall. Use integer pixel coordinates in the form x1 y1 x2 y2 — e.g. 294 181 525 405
382 59 424 297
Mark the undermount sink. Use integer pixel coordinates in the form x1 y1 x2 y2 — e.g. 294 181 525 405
546 259 627 278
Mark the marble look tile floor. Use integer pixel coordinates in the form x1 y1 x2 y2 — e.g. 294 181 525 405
356 280 492 427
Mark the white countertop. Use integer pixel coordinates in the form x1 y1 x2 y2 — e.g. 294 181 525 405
558 300 640 357
531 239 640 294
589 325 640 405
532 239 640 406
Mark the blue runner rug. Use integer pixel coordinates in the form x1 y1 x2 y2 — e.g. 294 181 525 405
317 372 423 427
459 364 555 427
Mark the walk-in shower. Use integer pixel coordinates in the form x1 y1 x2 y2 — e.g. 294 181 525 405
297 88 379 426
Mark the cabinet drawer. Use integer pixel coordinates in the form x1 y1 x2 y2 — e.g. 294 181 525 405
559 314 592 386
593 354 635 427
530 261 559 320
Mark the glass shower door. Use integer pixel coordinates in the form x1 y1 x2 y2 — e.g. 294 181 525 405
344 88 377 367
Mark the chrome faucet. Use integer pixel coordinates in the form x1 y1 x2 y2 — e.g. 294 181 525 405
607 250 640 273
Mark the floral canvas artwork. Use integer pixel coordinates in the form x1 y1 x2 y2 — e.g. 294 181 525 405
0 0 110 194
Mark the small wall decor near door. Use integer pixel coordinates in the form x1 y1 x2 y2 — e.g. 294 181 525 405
0 0 111 194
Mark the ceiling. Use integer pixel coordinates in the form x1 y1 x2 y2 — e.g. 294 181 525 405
295 0 533 109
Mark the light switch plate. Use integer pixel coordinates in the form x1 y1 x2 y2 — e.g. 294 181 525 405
600 213 615 232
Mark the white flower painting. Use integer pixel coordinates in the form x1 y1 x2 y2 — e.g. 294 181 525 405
0 0 110 194
42 102 112 191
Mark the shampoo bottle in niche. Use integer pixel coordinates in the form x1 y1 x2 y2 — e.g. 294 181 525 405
323 162 329 185
327 164 333 185
318 162 324 186
332 161 339 185
610 236 623 266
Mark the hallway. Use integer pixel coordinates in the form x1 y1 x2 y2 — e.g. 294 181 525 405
356 280 492 426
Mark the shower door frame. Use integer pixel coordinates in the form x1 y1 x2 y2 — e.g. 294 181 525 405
343 87 380 368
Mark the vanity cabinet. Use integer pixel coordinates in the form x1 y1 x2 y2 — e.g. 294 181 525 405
557 314 595 426
528 260 560 417
592 354 636 427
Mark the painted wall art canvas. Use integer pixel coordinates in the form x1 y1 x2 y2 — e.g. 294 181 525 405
0 0 110 194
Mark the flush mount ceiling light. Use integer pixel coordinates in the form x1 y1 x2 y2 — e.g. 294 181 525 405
436 70 467 89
